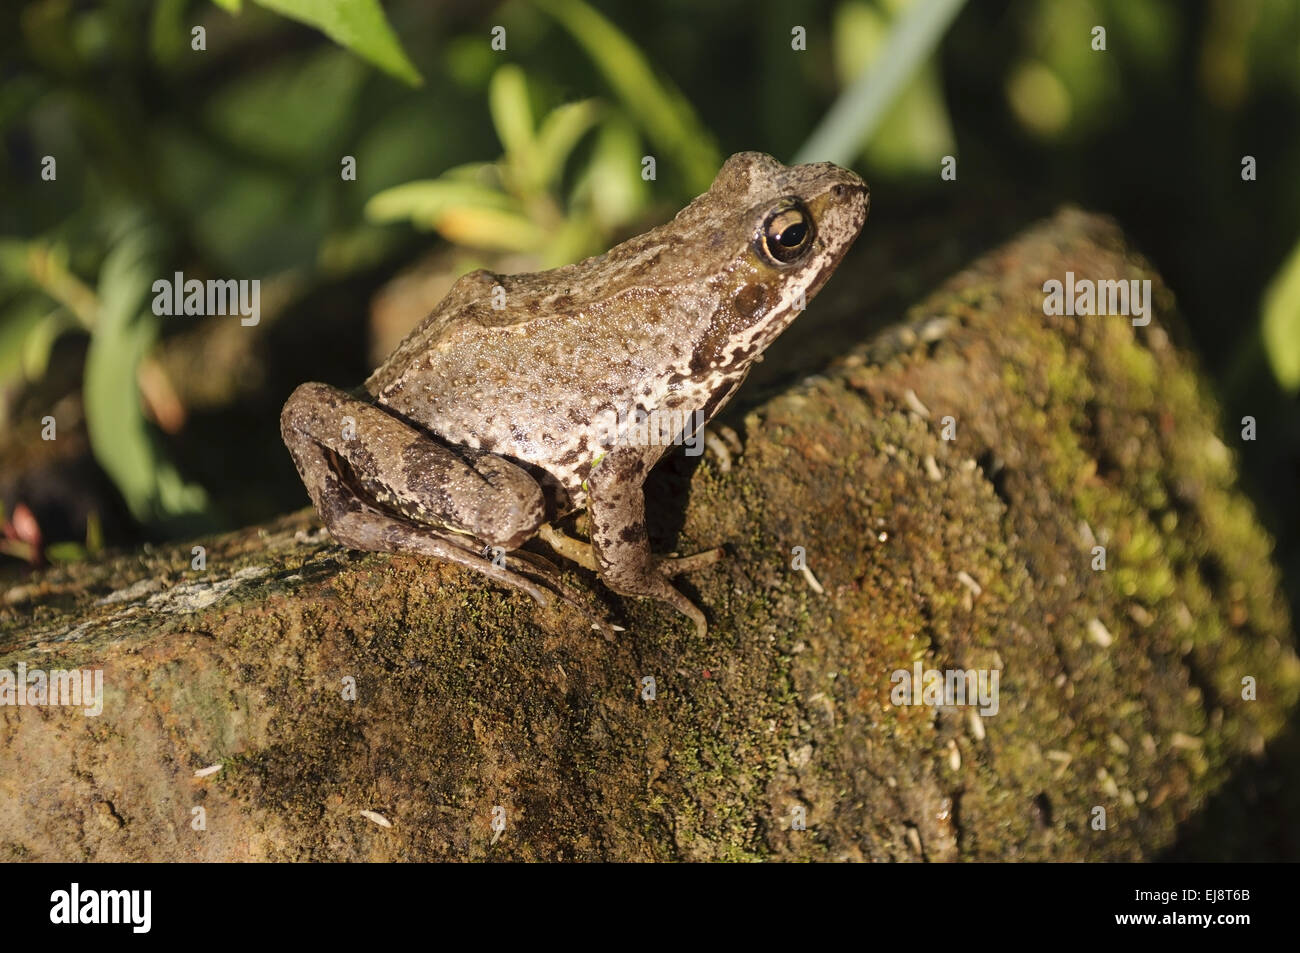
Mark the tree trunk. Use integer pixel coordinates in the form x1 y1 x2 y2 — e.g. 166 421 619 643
2 209 1296 861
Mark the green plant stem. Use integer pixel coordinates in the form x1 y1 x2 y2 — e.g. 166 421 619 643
794 0 967 165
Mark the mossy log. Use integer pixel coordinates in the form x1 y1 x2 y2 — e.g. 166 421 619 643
2 210 1295 861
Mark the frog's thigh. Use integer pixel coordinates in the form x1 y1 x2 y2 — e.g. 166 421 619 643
585 447 708 637
280 383 565 605
281 382 546 548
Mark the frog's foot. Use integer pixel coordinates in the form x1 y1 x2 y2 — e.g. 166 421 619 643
502 546 621 638
582 447 714 639
606 578 707 640
538 524 722 579
534 541 701 638
703 423 744 472
535 524 600 572
295 461 610 629
315 488 557 608
657 588 708 640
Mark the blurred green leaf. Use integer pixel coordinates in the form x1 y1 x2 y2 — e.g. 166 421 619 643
84 229 208 525
535 98 602 191
247 0 423 86
440 162 501 184
0 240 30 290
0 299 57 389
539 214 600 268
206 48 366 164
796 0 966 165
211 0 243 12
151 0 189 66
365 180 518 227
833 0 955 173
534 0 720 193
22 308 75 380
85 509 103 555
1006 59 1072 139
489 66 603 197
490 65 538 186
435 206 545 253
2 241 99 329
1261 236 1300 394
572 116 648 232
45 541 88 563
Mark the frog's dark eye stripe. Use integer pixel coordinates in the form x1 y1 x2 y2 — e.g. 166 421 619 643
759 199 815 264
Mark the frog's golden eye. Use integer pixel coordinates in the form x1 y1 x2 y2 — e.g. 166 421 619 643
759 200 815 265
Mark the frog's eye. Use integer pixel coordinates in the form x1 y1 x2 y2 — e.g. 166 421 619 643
759 200 815 265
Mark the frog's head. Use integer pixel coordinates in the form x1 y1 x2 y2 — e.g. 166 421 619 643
685 152 869 375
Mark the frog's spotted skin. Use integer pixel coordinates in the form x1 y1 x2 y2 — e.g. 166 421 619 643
282 152 869 636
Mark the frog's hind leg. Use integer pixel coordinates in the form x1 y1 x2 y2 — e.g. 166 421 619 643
288 438 557 606
281 382 571 610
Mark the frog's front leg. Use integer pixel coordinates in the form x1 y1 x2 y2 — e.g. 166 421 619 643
281 382 577 610
586 446 717 638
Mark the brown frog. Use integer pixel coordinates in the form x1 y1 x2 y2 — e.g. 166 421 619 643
281 152 869 636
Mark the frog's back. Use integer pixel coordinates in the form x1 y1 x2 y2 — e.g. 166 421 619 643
360 219 735 500
364 187 736 398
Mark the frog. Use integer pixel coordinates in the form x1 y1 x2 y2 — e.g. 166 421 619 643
280 151 869 637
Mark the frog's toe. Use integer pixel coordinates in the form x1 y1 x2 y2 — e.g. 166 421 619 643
679 600 708 640
648 583 709 638
536 524 600 572
656 547 724 577
507 548 618 634
590 619 625 642
704 424 744 471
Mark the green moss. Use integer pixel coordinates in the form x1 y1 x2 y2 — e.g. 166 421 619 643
2 212 1293 861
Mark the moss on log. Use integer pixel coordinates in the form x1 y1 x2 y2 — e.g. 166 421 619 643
2 210 1295 861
